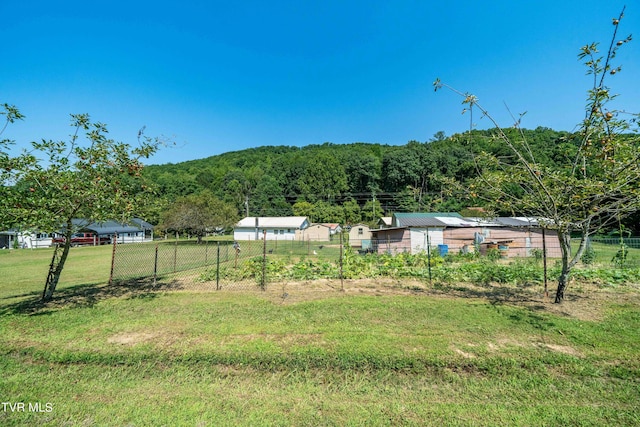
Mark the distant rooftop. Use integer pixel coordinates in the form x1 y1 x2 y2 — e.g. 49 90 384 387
236 216 309 228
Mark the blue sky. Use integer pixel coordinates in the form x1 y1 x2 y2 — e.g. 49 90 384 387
1 1 638 165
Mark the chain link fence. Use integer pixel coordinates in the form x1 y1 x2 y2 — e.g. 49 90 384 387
109 231 345 291
582 237 640 269
109 233 640 295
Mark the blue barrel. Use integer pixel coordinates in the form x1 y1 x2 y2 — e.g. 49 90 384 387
498 245 509 258
437 244 448 256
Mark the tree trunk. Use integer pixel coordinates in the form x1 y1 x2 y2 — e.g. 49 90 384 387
554 231 572 304
42 232 72 302
554 227 590 304
554 268 570 304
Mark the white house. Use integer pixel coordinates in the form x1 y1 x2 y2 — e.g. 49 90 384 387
0 218 154 249
234 216 310 241
378 217 393 228
0 230 53 249
84 219 153 244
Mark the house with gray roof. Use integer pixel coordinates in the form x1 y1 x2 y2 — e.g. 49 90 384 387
1 218 153 249
74 219 154 243
371 213 560 257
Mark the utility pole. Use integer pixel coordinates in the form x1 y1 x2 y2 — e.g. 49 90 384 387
372 192 376 221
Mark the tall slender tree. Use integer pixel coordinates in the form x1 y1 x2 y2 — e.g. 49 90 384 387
1 110 162 301
435 8 639 303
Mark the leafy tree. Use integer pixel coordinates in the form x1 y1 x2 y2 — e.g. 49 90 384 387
160 191 238 242
296 152 348 201
362 199 383 224
342 151 381 193
395 186 423 212
429 131 447 142
342 198 362 224
434 8 639 303
1 110 162 301
251 175 291 216
381 146 422 193
312 201 344 223
292 200 315 220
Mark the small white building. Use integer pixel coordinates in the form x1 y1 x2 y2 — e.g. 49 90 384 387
347 224 372 247
378 217 393 228
299 223 343 241
0 230 53 249
234 216 310 241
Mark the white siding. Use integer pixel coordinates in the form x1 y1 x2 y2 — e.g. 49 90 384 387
234 228 298 241
409 228 444 254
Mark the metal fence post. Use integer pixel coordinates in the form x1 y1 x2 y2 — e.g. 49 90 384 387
426 231 432 285
216 242 221 290
340 231 344 291
542 228 548 299
262 230 267 291
154 244 159 285
108 233 118 285
173 233 178 273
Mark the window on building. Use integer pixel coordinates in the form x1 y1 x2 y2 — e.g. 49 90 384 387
358 228 363 235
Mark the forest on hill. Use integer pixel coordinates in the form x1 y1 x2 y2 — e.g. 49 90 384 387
143 126 629 230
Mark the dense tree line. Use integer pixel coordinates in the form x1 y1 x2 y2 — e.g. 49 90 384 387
141 126 638 231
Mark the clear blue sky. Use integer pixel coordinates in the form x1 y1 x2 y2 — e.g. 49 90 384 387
2 1 638 165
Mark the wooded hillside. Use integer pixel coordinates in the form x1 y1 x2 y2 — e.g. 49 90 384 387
141 127 638 232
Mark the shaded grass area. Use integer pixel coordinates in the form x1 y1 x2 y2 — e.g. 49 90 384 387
1 284 639 426
0 245 114 303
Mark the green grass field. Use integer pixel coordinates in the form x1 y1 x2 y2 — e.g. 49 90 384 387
0 245 114 301
1 244 639 425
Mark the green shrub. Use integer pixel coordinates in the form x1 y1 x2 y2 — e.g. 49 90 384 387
581 246 596 265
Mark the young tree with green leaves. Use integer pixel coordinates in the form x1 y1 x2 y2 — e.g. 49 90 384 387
1 109 162 301
160 191 239 243
434 8 639 303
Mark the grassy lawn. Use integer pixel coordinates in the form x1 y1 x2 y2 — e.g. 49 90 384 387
573 239 640 267
0 245 114 301
1 245 639 425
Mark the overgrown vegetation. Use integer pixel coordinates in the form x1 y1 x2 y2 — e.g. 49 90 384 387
196 243 640 288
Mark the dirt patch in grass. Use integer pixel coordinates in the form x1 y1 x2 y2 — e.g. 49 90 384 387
155 275 640 323
252 278 640 323
107 332 158 345
537 343 583 357
127 271 638 323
